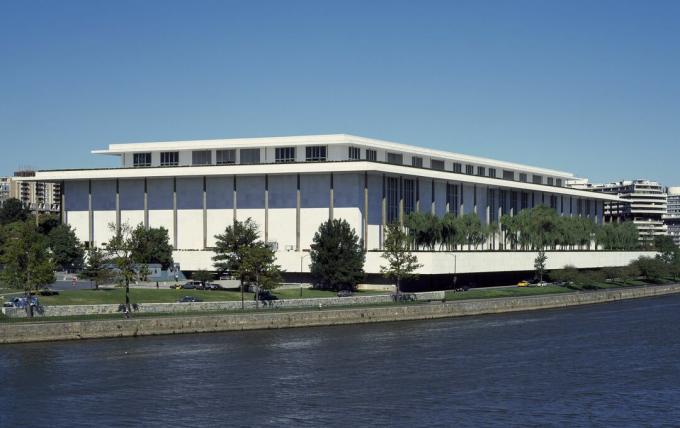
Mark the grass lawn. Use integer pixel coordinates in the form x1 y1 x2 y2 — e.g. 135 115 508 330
13 287 387 306
446 285 572 301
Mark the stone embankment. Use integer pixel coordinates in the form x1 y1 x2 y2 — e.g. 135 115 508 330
1 292 445 318
2 285 680 344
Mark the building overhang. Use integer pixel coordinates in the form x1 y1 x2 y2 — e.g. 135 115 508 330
33 161 622 202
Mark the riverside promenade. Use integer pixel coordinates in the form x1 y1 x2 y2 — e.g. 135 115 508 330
2 283 680 344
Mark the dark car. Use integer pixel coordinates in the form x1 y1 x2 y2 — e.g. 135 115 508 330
39 288 59 296
255 290 278 301
181 281 201 289
206 283 225 291
337 289 353 297
177 296 202 303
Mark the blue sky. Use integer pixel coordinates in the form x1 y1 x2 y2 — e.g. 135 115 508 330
1 0 678 185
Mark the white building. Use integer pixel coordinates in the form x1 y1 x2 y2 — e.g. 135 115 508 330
34 134 646 279
570 179 667 244
665 187 680 246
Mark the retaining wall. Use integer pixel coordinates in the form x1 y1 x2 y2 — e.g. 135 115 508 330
1 292 445 318
2 285 679 344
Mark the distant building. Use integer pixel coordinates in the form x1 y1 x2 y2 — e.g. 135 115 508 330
0 170 61 213
665 187 680 246
569 179 667 244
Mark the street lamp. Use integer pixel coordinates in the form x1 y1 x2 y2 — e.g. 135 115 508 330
300 253 310 298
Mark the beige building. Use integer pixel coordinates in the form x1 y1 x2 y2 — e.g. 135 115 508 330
0 170 61 213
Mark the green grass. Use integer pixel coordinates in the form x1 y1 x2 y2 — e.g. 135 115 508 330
446 285 572 301
8 287 387 306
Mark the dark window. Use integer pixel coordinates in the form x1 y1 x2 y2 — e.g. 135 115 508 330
550 195 558 210
366 149 377 161
216 149 236 165
446 183 458 215
499 190 507 213
276 147 296 163
547 177 554 186
240 148 260 164
192 150 212 165
453 163 462 173
477 166 485 176
133 153 151 167
403 179 415 215
503 170 514 180
387 152 403 165
489 189 497 222
489 168 497 178
521 192 529 210
585 200 591 216
411 156 423 168
431 159 445 170
349 146 361 160
510 191 518 213
532 175 543 185
160 152 178 166
519 173 528 183
305 146 326 162
465 165 474 175
556 178 563 187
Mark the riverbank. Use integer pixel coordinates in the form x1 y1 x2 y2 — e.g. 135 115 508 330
2 283 680 344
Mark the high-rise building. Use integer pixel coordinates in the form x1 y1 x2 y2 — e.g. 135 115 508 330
665 187 680 246
569 179 667 244
3 170 61 213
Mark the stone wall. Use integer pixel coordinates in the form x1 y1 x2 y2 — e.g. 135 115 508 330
1 291 445 318
2 285 679 344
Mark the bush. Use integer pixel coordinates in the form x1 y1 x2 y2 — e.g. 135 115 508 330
632 256 668 283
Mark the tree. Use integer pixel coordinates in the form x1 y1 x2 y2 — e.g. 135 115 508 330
240 242 282 304
534 250 548 283
654 235 679 265
549 265 579 285
130 224 174 269
37 214 61 236
212 218 268 308
0 221 55 301
193 269 213 286
105 222 140 313
309 218 365 291
632 256 667 283
48 224 85 272
80 247 112 290
0 198 29 225
380 222 422 294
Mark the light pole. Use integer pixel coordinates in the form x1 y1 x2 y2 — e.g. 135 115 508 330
300 253 310 298
451 253 457 290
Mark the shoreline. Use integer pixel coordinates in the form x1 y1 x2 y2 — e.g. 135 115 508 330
2 283 680 344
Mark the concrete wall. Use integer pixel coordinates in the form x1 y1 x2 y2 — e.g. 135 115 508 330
2 285 679 344
2 292 445 318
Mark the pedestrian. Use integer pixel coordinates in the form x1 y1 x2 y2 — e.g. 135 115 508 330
156 281 159 289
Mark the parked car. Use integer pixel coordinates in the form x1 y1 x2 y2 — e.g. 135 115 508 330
177 296 202 303
517 280 530 287
337 289 353 297
7 296 40 309
181 281 202 290
219 274 234 280
39 288 59 296
206 283 225 291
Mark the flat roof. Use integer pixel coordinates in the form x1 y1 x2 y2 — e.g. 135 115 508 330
91 133 574 178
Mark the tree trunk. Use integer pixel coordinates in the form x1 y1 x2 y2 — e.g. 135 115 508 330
125 278 131 317
240 275 245 310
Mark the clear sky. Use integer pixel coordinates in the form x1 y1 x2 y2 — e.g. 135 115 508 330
1 0 678 185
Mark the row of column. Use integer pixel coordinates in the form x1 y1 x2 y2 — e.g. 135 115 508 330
69 174 602 250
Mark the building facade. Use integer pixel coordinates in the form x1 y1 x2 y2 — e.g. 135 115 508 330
665 187 680 246
569 179 668 244
34 134 631 274
1 170 61 213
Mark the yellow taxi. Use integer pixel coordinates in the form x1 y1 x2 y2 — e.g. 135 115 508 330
517 280 530 287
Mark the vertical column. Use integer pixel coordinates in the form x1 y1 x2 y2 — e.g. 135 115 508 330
431 179 435 215
60 180 66 225
363 172 368 251
115 179 121 232
264 175 269 244
381 174 386 248
329 172 334 220
445 182 450 213
173 177 178 248
296 174 300 251
415 178 420 213
143 178 149 229
203 176 208 249
88 179 93 245
485 187 490 224
473 184 478 215
399 176 404 226
459 183 464 216
233 176 237 225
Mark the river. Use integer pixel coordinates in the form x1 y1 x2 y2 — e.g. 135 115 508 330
2 295 680 426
